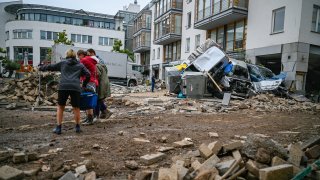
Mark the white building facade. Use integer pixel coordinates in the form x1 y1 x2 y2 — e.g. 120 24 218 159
1 3 125 66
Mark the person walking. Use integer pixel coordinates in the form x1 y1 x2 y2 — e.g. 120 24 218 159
86 49 111 120
151 75 156 92
39 49 90 134
77 50 98 125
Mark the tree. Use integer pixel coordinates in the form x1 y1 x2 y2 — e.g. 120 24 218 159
112 40 134 61
54 30 73 45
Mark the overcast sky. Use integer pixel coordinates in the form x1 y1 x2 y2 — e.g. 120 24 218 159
0 0 150 15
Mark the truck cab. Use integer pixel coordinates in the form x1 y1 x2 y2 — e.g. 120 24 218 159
127 63 143 87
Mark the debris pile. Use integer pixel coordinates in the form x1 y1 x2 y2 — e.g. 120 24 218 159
0 71 59 106
132 134 320 180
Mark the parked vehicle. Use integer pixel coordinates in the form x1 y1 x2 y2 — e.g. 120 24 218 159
52 44 143 86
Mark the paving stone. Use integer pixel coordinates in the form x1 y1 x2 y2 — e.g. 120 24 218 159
194 168 219 180
59 171 76 180
305 145 320 159
158 167 178 180
246 159 260 177
75 165 87 174
191 160 201 170
208 141 222 155
216 159 236 174
158 146 174 152
133 138 150 143
0 151 11 162
208 132 219 138
288 143 303 166
140 153 166 165
198 143 213 159
0 165 24 180
173 140 194 148
13 152 27 164
172 161 188 180
271 156 301 175
84 171 96 180
198 154 220 171
223 141 243 152
80 151 92 156
259 164 293 180
27 152 38 161
255 148 271 164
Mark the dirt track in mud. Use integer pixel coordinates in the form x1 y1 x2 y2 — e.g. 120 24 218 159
0 106 319 179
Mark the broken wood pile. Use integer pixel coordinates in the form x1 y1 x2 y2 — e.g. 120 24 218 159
134 134 320 180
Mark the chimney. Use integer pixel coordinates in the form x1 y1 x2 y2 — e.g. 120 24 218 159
134 0 138 4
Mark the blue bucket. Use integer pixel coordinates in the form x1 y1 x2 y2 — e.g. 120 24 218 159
80 92 97 110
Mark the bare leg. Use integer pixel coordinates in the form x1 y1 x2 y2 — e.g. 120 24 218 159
73 107 80 124
57 105 65 125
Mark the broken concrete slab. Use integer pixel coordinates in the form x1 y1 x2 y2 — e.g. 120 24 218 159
84 171 96 180
158 146 174 152
288 143 303 166
259 164 293 180
271 156 300 175
216 159 236 175
140 153 166 165
158 167 178 180
134 171 154 180
125 160 139 170
301 136 320 150
222 141 243 152
242 133 288 160
172 161 188 180
305 145 320 159
198 143 213 159
0 151 11 162
173 140 194 148
0 165 24 180
59 171 77 180
191 160 202 170
208 132 219 138
24 167 40 177
246 159 260 177
208 141 222 155
75 165 87 174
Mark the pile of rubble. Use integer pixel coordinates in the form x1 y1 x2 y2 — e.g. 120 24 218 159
132 134 320 180
0 71 59 106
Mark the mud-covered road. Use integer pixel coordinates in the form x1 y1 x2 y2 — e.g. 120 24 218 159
0 106 319 179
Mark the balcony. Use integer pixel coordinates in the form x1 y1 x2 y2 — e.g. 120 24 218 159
133 22 151 36
194 0 248 30
154 13 182 45
154 33 181 45
133 41 151 53
154 0 183 21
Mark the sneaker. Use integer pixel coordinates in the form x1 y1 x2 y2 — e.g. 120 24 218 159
82 115 93 125
93 116 99 123
75 124 81 133
53 125 61 135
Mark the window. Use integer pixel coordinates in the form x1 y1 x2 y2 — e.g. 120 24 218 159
40 31 58 41
272 7 285 33
226 24 234 51
312 5 320 33
235 21 244 49
164 41 181 62
186 38 190 52
13 47 33 65
99 37 111 46
71 34 92 44
5 31 9 40
13 29 32 39
152 49 155 60
40 47 51 64
195 34 200 50
157 47 160 59
187 12 191 28
187 0 192 3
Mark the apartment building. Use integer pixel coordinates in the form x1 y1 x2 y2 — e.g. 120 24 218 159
1 2 125 66
133 4 152 72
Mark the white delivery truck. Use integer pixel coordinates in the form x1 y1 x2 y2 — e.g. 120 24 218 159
52 44 143 86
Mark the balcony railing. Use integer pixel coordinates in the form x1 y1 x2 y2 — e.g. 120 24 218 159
133 41 151 52
134 22 151 33
196 0 248 22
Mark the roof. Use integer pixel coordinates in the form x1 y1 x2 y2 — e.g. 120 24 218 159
5 3 123 20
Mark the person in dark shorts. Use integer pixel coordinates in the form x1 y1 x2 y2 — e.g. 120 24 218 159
39 49 90 134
